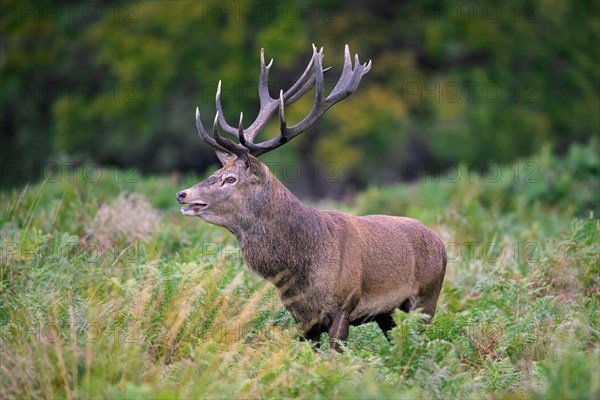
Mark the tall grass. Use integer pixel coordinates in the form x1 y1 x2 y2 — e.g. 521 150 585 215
1 143 598 399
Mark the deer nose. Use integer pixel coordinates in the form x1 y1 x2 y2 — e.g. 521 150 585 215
176 191 187 204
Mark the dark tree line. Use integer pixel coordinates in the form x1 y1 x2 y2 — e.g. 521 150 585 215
1 0 598 196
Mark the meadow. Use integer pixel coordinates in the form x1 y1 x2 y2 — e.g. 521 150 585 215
1 142 598 399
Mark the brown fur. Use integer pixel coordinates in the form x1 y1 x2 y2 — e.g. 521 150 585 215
177 156 447 351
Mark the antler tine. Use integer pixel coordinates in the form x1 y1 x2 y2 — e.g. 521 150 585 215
246 44 371 156
243 45 324 142
258 48 275 107
285 45 370 136
211 46 331 145
241 49 324 156
282 45 327 104
214 47 279 138
214 81 239 137
210 111 250 164
283 52 315 101
213 44 280 137
278 90 287 135
238 112 247 147
245 88 291 155
328 44 354 100
196 107 229 153
285 65 333 105
237 48 279 143
197 45 370 160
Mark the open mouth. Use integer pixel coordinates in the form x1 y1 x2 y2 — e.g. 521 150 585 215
180 202 207 216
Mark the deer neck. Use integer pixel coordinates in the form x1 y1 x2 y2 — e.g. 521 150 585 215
231 175 327 280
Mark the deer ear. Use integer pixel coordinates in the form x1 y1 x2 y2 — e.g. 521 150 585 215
247 156 267 179
216 150 249 167
216 150 231 166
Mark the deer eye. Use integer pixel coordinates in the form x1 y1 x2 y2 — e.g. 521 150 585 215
225 176 236 184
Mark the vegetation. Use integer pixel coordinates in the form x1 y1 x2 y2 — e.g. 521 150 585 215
2 0 598 397
1 142 598 399
2 0 599 195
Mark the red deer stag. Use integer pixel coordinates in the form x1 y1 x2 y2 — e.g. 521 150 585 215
177 45 447 352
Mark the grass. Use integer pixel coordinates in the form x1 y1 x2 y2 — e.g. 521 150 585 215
1 142 598 399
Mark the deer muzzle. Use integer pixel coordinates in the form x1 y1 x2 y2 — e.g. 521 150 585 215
176 190 208 216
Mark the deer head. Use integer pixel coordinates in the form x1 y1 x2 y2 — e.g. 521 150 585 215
176 44 371 230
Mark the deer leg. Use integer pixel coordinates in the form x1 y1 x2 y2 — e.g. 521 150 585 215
302 326 322 350
375 298 412 341
411 295 439 323
328 311 349 353
302 314 328 351
374 313 396 340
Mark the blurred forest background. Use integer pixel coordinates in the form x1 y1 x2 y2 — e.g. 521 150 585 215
1 0 599 197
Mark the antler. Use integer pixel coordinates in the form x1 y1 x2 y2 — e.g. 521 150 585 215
196 44 371 162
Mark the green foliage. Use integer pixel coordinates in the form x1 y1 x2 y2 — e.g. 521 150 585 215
355 140 600 225
1 145 598 398
2 1 599 193
531 345 600 399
